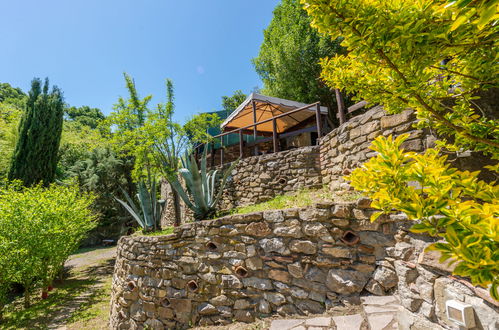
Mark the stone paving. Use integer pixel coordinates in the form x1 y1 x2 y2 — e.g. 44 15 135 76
269 295 399 330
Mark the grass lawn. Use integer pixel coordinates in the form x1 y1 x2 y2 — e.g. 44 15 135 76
227 187 362 215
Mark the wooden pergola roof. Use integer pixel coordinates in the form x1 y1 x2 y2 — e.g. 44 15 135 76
220 93 328 134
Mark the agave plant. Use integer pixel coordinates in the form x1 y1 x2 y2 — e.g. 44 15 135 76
167 147 238 221
115 179 165 232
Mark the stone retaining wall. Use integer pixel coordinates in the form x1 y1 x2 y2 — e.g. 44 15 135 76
319 106 434 190
161 146 322 225
110 201 402 329
390 231 499 330
111 201 498 329
220 146 322 210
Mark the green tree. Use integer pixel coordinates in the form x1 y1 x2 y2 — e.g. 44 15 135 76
65 105 105 129
108 74 220 226
253 0 345 124
0 82 26 106
56 120 107 181
347 135 499 299
0 182 96 309
303 0 499 298
303 0 498 154
8 78 65 186
70 147 133 239
221 90 247 115
0 102 22 180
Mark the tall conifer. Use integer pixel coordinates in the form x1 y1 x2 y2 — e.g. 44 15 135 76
8 78 64 186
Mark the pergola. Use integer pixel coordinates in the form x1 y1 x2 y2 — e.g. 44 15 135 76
201 93 329 166
221 93 328 136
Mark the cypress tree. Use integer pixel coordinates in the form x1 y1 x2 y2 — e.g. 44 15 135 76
8 78 64 186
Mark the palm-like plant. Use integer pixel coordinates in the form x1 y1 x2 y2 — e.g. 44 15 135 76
167 148 238 221
115 179 165 232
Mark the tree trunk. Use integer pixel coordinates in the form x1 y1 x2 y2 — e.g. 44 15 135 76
172 189 182 227
24 287 30 308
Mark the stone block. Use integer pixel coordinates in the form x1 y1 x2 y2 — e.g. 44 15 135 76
258 299 271 313
417 243 455 273
295 299 325 314
380 110 414 129
169 298 191 314
326 269 370 294
323 247 355 258
242 277 273 290
302 222 329 236
198 303 217 315
269 269 291 284
233 310 255 323
274 222 303 238
264 292 287 306
287 262 303 279
221 275 242 289
263 210 285 222
234 299 250 310
332 314 364 330
365 279 385 295
260 238 290 255
245 222 272 237
289 240 317 254
373 266 398 289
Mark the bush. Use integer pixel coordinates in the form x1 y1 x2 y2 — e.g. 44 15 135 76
0 182 96 311
347 134 499 300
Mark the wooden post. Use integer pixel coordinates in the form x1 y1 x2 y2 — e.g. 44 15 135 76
220 136 224 165
272 118 279 153
315 103 323 141
239 130 244 158
252 100 258 156
210 141 215 168
335 89 346 125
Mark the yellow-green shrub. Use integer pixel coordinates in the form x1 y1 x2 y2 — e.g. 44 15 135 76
347 134 498 299
0 182 96 309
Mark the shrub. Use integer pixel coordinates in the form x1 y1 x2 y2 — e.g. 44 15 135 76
347 134 499 299
0 182 96 309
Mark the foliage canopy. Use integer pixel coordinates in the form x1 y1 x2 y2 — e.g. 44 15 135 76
253 0 345 123
303 0 498 154
347 134 498 299
0 182 96 310
8 78 65 186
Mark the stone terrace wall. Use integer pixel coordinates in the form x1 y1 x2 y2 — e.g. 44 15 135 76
161 146 322 225
110 200 498 329
390 231 499 330
220 146 322 210
319 106 434 190
110 201 403 329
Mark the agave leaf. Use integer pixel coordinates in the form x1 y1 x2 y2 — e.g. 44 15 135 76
118 186 141 217
167 174 195 210
212 159 239 208
201 147 208 200
137 181 154 229
115 197 146 229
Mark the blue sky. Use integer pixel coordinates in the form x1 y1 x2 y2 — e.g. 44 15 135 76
0 0 279 122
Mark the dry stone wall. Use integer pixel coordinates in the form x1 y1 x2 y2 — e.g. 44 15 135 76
220 146 321 210
319 106 434 190
388 230 499 330
161 146 322 225
110 201 404 329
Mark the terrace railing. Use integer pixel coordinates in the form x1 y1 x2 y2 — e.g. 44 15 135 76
196 102 323 167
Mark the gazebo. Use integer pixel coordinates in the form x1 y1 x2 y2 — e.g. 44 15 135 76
201 93 329 166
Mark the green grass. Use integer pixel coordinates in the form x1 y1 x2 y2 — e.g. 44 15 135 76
229 187 362 215
137 226 175 236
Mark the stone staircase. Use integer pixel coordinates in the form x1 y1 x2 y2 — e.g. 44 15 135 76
269 295 400 330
